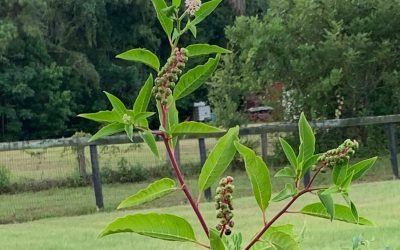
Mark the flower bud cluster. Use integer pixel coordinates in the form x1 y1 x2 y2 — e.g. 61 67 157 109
215 176 234 236
318 139 359 169
185 0 201 16
152 48 188 105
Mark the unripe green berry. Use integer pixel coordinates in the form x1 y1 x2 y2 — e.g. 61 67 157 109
177 62 185 68
180 48 188 54
155 94 162 100
220 218 227 224
165 88 172 96
170 82 175 88
216 224 223 231
162 99 168 105
229 220 234 227
216 212 224 219
219 178 227 186
226 184 234 192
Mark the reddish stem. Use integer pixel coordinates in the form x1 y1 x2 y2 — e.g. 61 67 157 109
244 165 325 250
244 189 311 250
160 103 209 237
162 136 209 237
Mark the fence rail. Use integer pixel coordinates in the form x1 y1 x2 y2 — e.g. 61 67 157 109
2 114 400 151
1 114 399 210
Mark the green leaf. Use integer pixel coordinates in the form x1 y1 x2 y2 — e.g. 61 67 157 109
189 24 197 38
116 49 160 71
117 178 176 209
234 141 272 212
133 75 154 114
318 191 335 221
298 112 315 162
140 131 160 159
320 186 340 195
78 111 122 123
272 183 296 202
332 165 348 186
167 96 179 132
278 137 297 170
198 126 239 191
104 92 127 115
191 0 222 26
171 121 224 136
172 0 181 7
125 124 134 141
161 5 176 18
301 154 321 177
342 170 355 190
300 203 373 225
151 0 173 38
350 201 359 223
99 213 197 242
261 231 300 250
341 193 359 222
133 112 156 122
174 55 220 100
348 157 377 181
265 224 296 237
172 28 180 42
210 228 226 250
185 44 231 57
274 167 296 178
89 123 125 142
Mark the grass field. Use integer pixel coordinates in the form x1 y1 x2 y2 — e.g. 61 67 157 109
0 180 398 250
0 151 397 223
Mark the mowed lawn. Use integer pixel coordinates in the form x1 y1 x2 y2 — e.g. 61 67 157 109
0 181 398 250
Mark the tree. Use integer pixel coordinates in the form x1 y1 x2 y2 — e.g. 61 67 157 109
210 0 400 125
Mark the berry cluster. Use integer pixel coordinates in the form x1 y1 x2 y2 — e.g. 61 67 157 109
215 176 234 236
152 48 188 105
318 139 359 170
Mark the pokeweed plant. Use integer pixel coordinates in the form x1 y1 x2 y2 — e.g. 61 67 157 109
78 0 378 249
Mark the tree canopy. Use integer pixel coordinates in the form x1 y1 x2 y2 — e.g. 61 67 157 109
210 0 400 126
0 0 244 141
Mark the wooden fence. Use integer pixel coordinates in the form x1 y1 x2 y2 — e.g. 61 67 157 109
1 114 399 209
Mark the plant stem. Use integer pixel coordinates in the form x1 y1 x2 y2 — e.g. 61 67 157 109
162 136 210 237
244 165 324 250
244 189 310 250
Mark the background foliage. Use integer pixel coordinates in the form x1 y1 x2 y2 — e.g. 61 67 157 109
210 0 400 125
0 0 259 141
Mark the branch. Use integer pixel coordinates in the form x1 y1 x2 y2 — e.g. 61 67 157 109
244 163 326 249
244 189 311 250
162 136 209 237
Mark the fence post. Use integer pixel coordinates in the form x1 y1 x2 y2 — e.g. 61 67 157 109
387 123 399 179
199 138 211 201
77 145 87 180
90 145 104 210
261 133 268 163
